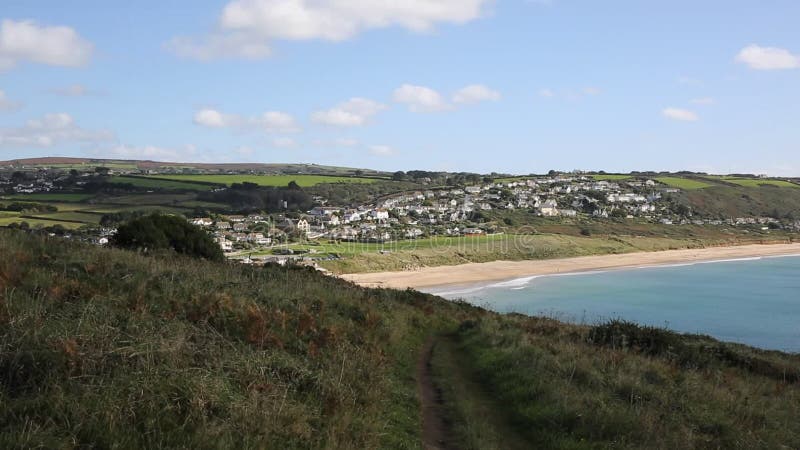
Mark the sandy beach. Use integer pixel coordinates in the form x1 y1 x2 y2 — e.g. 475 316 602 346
340 243 800 290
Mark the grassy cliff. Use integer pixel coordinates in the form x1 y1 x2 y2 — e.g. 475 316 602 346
1 230 799 449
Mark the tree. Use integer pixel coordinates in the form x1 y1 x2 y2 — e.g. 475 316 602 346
392 171 407 181
11 171 28 184
95 167 111 176
112 214 223 261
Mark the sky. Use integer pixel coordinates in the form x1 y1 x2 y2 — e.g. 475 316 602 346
0 0 799 175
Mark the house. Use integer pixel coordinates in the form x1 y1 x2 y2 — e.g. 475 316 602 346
233 223 247 232
247 233 271 245
465 186 481 194
226 215 246 223
191 217 213 227
560 209 578 217
539 199 559 217
309 206 340 217
343 210 362 223
297 219 310 234
371 209 390 221
216 237 233 252
215 221 231 230
321 214 340 227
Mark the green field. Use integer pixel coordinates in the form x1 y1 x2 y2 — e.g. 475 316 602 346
0 216 86 229
28 211 103 224
1 193 94 202
655 176 712 190
590 174 634 181
107 176 215 191
147 174 380 187
719 177 799 188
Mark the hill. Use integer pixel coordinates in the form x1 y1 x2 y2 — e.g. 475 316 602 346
1 230 799 449
0 157 388 177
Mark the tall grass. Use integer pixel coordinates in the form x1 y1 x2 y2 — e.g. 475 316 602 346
0 230 475 448
453 316 800 449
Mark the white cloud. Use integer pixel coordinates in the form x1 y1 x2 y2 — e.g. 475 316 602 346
582 87 601 96
538 88 555 98
0 90 21 111
254 111 300 132
193 108 299 132
194 108 232 128
369 144 395 156
452 84 500 104
169 0 490 60
735 44 800 70
0 19 93 71
662 107 699 122
311 97 386 126
0 113 114 148
690 97 715 105
393 84 450 112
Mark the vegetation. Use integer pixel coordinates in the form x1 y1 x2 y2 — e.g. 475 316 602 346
437 316 800 449
106 175 216 191
0 230 473 448
310 227 794 274
112 213 223 261
718 177 799 189
678 186 800 219
1 231 798 448
1 193 94 202
655 177 713 190
147 174 382 187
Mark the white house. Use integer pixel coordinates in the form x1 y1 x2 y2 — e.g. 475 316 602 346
191 218 213 227
371 209 390 221
297 219 311 234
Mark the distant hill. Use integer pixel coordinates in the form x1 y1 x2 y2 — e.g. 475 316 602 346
0 157 388 177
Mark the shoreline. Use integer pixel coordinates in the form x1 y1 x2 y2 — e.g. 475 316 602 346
340 242 800 290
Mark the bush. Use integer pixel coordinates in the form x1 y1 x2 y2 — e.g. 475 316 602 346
112 213 223 261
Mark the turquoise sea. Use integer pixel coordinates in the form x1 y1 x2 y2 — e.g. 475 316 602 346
427 255 800 352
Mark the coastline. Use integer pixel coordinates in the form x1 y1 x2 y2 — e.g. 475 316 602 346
340 242 800 290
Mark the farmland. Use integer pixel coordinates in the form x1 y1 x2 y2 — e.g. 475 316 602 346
590 174 633 181
2 193 95 202
718 177 799 188
146 174 382 187
107 176 215 191
654 176 712 190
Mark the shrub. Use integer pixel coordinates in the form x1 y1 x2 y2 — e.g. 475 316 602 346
112 213 223 261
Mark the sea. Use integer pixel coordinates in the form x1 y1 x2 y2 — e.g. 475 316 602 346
425 255 800 353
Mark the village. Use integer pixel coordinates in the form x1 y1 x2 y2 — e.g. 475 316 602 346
194 174 791 263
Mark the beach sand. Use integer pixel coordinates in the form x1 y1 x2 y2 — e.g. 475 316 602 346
340 242 800 290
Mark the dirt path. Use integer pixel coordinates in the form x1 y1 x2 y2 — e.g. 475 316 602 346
417 337 452 450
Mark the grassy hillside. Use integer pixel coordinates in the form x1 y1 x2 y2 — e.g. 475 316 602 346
0 230 475 448
1 230 799 449
679 186 800 219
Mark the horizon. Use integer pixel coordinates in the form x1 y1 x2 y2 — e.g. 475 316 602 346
1 1 799 175
2 155 795 178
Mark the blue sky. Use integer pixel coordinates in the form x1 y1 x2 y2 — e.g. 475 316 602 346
1 0 799 175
